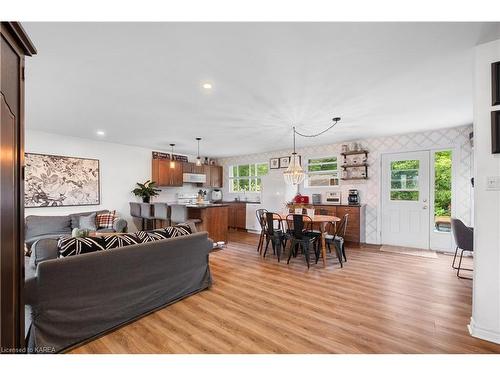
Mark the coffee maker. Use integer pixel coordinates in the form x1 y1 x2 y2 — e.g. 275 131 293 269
348 189 360 205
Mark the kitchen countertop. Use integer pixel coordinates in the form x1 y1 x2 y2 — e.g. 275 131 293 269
185 203 229 208
221 200 262 204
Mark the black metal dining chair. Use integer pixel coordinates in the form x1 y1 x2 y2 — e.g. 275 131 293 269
323 214 349 267
285 214 319 268
256 208 268 254
451 218 473 280
263 212 286 262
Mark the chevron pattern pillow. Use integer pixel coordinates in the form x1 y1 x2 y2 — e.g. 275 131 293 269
101 233 142 250
58 236 105 258
136 230 169 243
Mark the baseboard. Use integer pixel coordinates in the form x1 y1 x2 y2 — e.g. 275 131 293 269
468 317 500 344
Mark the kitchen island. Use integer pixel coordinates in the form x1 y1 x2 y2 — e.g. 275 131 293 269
185 204 229 243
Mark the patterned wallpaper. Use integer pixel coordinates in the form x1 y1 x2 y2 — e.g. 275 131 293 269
219 125 473 244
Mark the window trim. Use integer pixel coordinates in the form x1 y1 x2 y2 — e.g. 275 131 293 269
305 155 339 188
229 162 268 193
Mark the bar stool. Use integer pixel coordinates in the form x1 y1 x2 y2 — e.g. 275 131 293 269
152 203 172 229
129 202 154 230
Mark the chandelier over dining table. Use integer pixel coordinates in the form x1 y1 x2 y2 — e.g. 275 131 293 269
283 117 342 185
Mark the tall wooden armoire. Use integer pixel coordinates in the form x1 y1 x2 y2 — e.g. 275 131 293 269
1 22 36 352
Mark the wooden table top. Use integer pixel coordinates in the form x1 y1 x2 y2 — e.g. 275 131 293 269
273 213 340 223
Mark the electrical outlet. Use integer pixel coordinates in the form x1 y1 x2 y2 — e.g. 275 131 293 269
486 176 500 191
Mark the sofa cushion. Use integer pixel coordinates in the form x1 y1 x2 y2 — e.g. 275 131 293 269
25 232 71 249
101 234 142 250
57 236 105 258
79 213 97 231
69 210 108 229
25 215 72 239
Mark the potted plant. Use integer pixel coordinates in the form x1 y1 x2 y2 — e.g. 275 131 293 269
132 180 161 203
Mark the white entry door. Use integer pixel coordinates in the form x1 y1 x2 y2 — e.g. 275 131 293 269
381 151 430 249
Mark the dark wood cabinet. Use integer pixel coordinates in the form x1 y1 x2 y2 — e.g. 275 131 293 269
152 159 183 187
289 204 365 245
209 165 223 188
1 22 36 351
228 202 246 229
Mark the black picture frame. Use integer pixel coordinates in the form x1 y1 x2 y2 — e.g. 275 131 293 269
493 61 500 106
24 153 100 207
269 158 280 169
279 156 290 169
492 110 500 154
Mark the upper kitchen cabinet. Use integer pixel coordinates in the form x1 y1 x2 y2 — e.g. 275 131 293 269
210 165 223 188
152 159 183 187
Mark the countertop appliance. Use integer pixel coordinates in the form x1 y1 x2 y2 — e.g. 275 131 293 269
312 194 322 204
325 191 341 205
211 189 223 202
293 194 309 204
348 189 360 205
182 173 206 184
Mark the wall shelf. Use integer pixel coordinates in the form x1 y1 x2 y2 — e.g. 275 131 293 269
340 150 369 157
341 163 368 169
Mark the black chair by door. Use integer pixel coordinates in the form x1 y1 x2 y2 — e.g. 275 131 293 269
285 214 319 268
451 218 473 280
263 212 286 262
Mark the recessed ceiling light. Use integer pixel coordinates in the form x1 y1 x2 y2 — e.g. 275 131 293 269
202 83 212 90
96 130 105 136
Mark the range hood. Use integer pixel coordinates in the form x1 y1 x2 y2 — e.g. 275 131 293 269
183 173 206 184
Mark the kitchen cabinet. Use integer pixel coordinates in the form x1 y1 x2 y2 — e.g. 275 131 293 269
209 165 223 188
287 203 365 245
228 202 246 229
181 162 223 188
152 159 183 187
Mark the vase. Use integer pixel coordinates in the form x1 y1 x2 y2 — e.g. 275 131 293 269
142 196 150 203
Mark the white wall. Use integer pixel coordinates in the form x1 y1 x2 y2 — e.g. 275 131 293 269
25 130 202 231
219 125 473 247
469 39 500 344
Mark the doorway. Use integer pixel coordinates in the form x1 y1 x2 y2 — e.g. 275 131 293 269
381 149 454 250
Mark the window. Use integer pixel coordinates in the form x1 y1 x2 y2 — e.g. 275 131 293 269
390 160 419 201
229 163 268 192
305 156 339 187
433 150 452 232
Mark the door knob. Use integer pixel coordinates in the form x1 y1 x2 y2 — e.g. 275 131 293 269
422 205 428 209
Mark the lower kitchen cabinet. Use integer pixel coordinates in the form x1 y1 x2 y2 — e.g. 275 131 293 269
227 202 247 230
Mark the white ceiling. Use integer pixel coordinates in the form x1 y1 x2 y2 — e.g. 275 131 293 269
23 22 500 157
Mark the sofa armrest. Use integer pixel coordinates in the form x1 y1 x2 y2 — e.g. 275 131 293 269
113 218 128 233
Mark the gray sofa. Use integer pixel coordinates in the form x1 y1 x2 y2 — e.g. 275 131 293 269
25 226 212 353
25 210 128 248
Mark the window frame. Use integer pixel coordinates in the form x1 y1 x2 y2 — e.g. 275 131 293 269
229 162 268 193
304 155 339 188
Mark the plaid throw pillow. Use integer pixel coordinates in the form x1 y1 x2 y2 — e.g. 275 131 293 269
96 211 116 229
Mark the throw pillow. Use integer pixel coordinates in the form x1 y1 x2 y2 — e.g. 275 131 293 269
136 230 169 243
79 213 97 231
96 211 116 229
163 224 192 237
102 234 142 250
58 236 105 258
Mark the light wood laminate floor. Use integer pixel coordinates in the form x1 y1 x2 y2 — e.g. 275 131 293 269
70 231 500 354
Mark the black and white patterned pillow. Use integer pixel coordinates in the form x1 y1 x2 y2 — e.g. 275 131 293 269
101 234 142 250
135 230 169 243
163 224 192 237
58 236 105 258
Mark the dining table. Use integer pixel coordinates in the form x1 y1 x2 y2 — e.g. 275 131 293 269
274 213 341 267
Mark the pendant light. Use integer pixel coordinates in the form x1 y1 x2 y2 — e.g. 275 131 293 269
283 127 305 185
169 143 176 169
283 117 342 186
195 137 202 166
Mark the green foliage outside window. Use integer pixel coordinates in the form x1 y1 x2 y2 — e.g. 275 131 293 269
434 150 452 217
230 163 268 192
